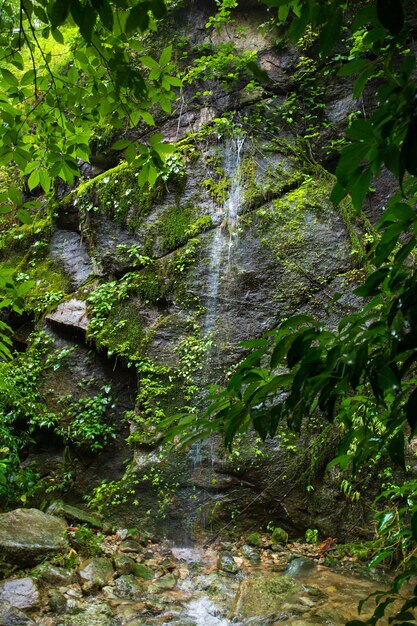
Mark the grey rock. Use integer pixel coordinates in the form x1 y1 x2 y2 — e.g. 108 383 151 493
32 563 75 586
217 551 239 574
0 578 40 610
48 589 67 614
49 229 94 288
0 602 36 626
285 557 316 578
0 508 67 566
113 554 136 576
147 572 176 593
113 574 143 600
46 298 88 331
242 544 261 563
78 557 114 592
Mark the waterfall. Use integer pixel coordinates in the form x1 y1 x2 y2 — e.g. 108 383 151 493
204 133 245 338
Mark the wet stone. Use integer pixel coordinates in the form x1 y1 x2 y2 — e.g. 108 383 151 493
0 578 41 610
242 544 261 563
0 508 68 567
78 557 114 592
113 554 136 576
0 602 36 625
113 574 144 600
132 563 154 580
33 564 75 586
148 573 177 593
217 551 239 574
120 540 142 554
48 589 67 614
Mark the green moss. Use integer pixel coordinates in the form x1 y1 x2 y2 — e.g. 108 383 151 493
158 203 195 253
247 532 262 547
76 161 165 233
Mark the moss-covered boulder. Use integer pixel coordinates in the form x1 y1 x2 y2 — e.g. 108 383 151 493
0 509 68 566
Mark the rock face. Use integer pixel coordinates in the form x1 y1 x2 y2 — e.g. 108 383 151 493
5 0 382 541
0 509 68 566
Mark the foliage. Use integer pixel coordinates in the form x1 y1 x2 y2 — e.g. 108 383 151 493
55 387 116 451
161 1 417 624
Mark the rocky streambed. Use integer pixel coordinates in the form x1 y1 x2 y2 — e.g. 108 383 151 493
0 507 401 626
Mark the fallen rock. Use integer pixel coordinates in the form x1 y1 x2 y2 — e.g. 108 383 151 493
78 557 114 592
46 298 88 332
232 575 299 620
217 551 239 574
113 574 144 600
32 563 75 586
0 509 68 566
0 578 41 610
0 601 36 625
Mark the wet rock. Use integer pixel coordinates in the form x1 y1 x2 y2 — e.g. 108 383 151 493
49 229 94 289
271 528 288 545
47 502 104 529
132 563 154 580
242 544 261 563
0 509 68 566
48 589 67 614
232 575 299 620
32 563 75 586
46 299 88 332
285 557 316 577
113 574 143 599
120 540 142 554
0 602 36 625
113 554 136 576
148 573 177 593
78 557 114 592
0 578 41 610
217 551 239 574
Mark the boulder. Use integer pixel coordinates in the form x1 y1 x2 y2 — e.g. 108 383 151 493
78 557 114 592
0 509 67 566
232 575 299 620
0 578 40 610
0 602 36 625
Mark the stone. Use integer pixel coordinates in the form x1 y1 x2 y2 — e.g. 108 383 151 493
0 578 40 610
113 574 144 599
32 563 75 586
242 544 261 563
47 502 104 529
232 575 299 620
48 589 67 614
148 573 177 593
0 602 36 625
0 509 67 566
132 563 154 580
120 539 142 553
285 557 315 577
46 299 89 332
78 558 114 592
217 551 239 574
113 554 136 576
49 229 94 289
270 528 288 545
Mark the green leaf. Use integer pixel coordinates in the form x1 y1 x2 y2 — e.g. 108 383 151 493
126 4 150 34
354 268 389 297
319 9 343 56
112 139 132 150
388 431 406 470
159 45 172 67
338 58 370 77
406 388 417 435
376 0 404 35
17 208 32 224
49 0 71 27
27 169 40 191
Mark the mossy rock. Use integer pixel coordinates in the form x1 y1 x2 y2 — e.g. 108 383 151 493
271 527 288 545
246 532 262 547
